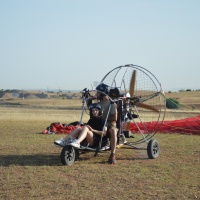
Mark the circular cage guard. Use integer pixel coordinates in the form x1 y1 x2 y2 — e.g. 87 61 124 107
99 64 166 144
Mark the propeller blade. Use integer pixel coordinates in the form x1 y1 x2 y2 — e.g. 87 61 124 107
137 102 159 112
129 70 136 97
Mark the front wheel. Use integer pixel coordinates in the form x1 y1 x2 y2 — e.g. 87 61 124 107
60 145 76 165
147 139 160 159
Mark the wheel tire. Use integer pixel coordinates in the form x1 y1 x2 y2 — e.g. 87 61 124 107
147 139 160 159
60 145 76 165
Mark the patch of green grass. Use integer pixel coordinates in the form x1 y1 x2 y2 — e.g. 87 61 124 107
0 102 199 199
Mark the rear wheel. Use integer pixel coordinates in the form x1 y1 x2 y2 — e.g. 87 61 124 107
60 145 76 165
147 139 160 159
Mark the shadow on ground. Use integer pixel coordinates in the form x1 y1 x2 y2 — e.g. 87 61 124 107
0 154 61 167
0 150 151 167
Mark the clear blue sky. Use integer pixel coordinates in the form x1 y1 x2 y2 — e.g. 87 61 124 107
0 0 199 92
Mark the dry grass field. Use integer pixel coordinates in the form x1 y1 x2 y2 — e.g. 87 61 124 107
166 90 200 109
0 91 200 199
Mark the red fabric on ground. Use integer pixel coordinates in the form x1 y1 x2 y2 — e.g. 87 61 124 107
42 122 83 134
127 115 200 135
42 116 200 135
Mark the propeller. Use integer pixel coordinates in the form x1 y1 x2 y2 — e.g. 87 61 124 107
124 70 136 130
136 92 160 112
129 70 136 97
129 69 159 112
125 69 159 130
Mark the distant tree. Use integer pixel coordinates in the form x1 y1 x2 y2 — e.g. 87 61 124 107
186 89 192 91
179 89 185 92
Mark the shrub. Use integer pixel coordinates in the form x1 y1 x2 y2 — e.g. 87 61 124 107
166 98 180 109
